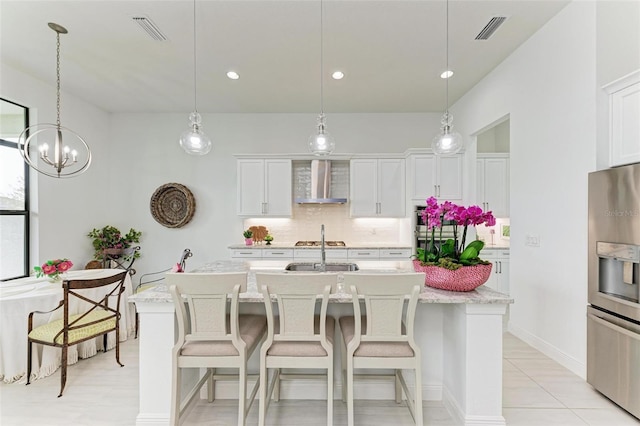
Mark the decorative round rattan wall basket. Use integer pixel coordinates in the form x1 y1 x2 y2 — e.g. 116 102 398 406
149 183 196 228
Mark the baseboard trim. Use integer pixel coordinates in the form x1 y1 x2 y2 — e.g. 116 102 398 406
135 413 169 426
442 387 506 426
508 323 586 379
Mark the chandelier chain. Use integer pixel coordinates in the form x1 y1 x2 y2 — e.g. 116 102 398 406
56 31 61 128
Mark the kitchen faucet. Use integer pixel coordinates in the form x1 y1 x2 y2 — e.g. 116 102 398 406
319 224 327 272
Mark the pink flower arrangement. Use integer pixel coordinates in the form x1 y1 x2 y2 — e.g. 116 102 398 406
34 258 73 280
415 197 496 270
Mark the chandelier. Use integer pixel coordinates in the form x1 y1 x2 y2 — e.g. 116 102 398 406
19 23 91 178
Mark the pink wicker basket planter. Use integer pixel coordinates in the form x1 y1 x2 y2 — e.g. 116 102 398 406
412 260 492 292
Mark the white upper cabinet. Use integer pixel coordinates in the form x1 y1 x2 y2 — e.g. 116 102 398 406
237 159 292 216
409 154 463 203
477 154 509 217
604 71 640 167
350 158 405 217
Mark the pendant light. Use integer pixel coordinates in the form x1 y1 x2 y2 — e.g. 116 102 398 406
431 0 463 155
18 23 92 178
179 0 212 156
308 0 335 156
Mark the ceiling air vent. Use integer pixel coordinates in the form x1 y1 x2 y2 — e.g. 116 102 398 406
132 16 168 41
475 16 507 40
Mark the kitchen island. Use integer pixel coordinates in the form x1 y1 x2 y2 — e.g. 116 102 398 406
130 261 512 426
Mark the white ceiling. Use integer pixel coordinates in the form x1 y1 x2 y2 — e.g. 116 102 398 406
1 0 570 114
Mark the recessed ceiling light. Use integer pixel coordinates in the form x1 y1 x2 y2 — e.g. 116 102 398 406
440 70 454 79
226 71 240 80
332 71 345 80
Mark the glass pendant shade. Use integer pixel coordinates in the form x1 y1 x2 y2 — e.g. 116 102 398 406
309 131 335 156
179 112 212 156
432 110 463 155
432 128 463 155
309 113 335 155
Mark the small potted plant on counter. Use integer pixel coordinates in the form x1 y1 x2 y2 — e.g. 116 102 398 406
243 229 253 246
413 197 496 291
264 234 274 245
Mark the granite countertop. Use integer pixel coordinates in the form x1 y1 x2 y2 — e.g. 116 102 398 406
129 260 513 305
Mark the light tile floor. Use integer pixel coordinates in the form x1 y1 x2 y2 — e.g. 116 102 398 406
1 333 638 425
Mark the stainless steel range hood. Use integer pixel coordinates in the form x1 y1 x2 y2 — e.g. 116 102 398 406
295 160 347 204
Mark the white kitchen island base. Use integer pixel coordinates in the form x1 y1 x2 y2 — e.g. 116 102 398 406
131 268 510 426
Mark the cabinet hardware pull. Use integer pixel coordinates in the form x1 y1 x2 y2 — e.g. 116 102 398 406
498 261 502 274
434 185 437 196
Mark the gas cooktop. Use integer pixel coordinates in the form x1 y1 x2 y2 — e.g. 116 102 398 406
295 241 346 247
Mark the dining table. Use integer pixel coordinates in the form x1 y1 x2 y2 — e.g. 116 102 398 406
0 269 135 384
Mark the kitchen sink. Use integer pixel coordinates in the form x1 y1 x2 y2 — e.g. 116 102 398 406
284 262 359 272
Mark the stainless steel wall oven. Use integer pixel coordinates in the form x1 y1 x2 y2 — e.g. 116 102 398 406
587 162 640 419
414 206 456 252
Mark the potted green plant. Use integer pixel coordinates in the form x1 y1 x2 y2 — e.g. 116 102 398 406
413 197 496 291
243 229 253 246
88 225 142 262
264 234 274 245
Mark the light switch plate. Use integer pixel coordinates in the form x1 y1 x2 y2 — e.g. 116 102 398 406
525 234 540 247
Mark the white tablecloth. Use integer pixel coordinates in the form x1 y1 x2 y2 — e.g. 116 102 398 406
0 269 135 383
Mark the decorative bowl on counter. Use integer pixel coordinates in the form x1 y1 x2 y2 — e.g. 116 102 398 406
412 260 492 292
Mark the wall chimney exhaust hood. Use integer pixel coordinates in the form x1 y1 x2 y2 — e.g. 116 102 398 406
295 160 347 204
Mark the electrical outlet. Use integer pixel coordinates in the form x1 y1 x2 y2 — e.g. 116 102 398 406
525 234 540 247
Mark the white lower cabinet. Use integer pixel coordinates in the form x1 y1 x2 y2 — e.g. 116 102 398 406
230 248 263 259
347 249 380 259
482 250 510 294
293 249 348 260
262 249 294 259
379 248 412 260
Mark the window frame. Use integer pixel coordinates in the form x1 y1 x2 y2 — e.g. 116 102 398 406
1 97 30 281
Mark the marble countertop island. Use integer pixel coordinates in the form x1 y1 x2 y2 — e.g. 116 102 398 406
130 259 512 426
130 260 513 305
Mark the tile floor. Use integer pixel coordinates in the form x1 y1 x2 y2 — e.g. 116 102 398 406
1 333 638 425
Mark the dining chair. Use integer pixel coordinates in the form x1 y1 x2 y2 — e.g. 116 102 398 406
338 272 424 426
255 272 338 426
26 270 129 397
167 272 266 426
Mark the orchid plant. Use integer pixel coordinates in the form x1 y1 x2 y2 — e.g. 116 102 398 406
415 197 496 270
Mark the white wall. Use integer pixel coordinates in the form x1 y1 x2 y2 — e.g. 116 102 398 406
452 2 598 377
1 64 111 270
107 112 442 275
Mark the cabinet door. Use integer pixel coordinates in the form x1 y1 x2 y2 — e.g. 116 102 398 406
483 158 509 217
498 259 510 294
409 155 437 202
350 159 378 217
237 159 265 216
378 159 405 217
437 155 463 201
264 160 292 216
610 80 640 166
476 159 486 208
483 259 500 291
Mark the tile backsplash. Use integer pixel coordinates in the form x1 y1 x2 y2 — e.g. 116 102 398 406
244 204 412 246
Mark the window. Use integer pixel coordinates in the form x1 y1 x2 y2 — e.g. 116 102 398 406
1 98 30 281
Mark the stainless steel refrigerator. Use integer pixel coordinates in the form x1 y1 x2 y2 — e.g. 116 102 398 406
587 162 640 419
